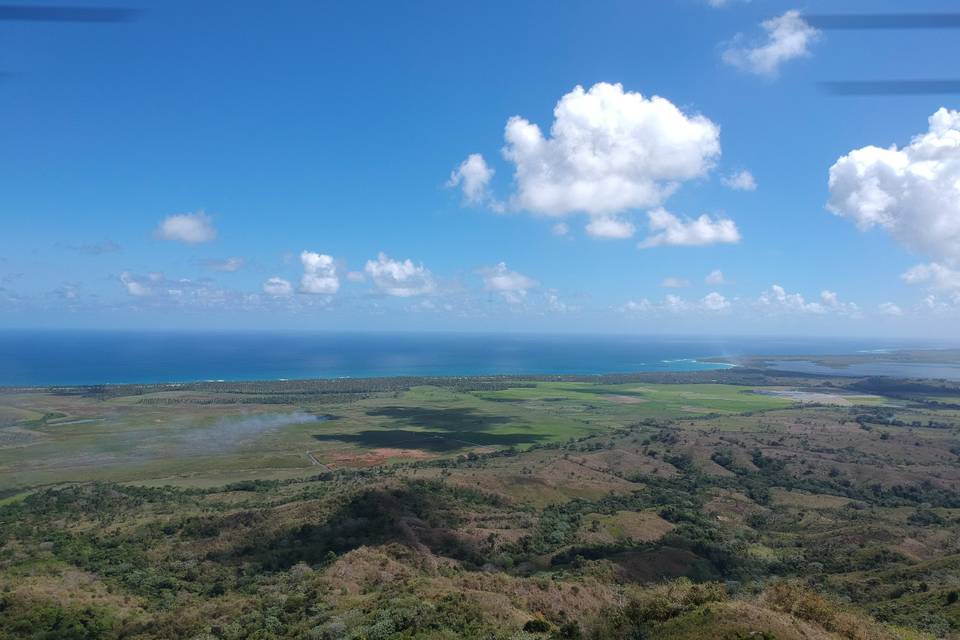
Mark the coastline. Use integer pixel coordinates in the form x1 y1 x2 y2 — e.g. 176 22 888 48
1 331 948 387
0 357 735 390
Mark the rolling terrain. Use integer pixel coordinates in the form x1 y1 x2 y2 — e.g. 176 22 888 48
2 366 960 638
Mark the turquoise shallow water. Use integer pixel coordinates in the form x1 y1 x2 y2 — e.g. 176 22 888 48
0 330 942 386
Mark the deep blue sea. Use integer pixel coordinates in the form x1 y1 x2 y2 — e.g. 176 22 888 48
0 331 946 386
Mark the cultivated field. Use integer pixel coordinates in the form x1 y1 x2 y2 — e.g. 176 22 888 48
0 379 802 490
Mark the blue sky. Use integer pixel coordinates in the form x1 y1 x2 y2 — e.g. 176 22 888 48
2 0 959 336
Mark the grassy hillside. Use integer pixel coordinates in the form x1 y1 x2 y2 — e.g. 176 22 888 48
1 370 959 638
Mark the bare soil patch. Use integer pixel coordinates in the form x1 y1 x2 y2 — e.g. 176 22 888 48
328 447 433 467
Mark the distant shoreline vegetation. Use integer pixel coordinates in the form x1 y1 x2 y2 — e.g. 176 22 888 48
1 368 737 394
0 361 737 390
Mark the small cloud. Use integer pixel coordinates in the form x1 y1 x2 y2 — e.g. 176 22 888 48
551 222 570 236
621 293 730 314
365 253 436 297
546 293 572 313
586 216 635 239
663 294 689 313
478 262 537 304
447 153 501 209
661 277 690 289
722 10 820 77
346 270 366 283
620 299 652 314
878 302 903 316
116 271 244 308
155 211 217 244
640 208 740 248
204 257 245 272
701 292 731 312
263 277 293 297
120 271 153 297
901 263 960 292
300 251 339 295
55 283 81 300
757 284 824 314
917 293 960 313
820 290 861 317
705 269 727 285
721 170 757 191
756 285 859 317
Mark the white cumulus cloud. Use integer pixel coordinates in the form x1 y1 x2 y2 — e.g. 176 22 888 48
878 302 903 316
828 108 960 266
120 271 154 297
701 292 731 311
500 82 720 219
820 290 861 317
586 216 636 239
757 285 859 316
620 299 653 313
722 170 757 191
901 263 960 291
705 269 727 285
639 208 741 248
299 251 339 295
478 262 537 304
919 293 960 313
155 211 217 244
447 153 499 208
620 293 729 314
263 277 293 297
364 253 436 297
546 293 571 313
663 294 689 313
722 10 820 77
757 284 824 314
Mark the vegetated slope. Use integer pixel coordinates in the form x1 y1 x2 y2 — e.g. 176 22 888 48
1 373 960 638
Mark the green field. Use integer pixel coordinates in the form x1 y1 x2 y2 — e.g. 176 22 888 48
0 380 796 490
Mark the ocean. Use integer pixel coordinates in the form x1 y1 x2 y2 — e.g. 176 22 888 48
0 330 942 387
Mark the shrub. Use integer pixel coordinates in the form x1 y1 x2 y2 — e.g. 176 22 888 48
763 581 836 625
523 617 552 633
0 596 116 640
628 578 728 624
760 581 890 639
